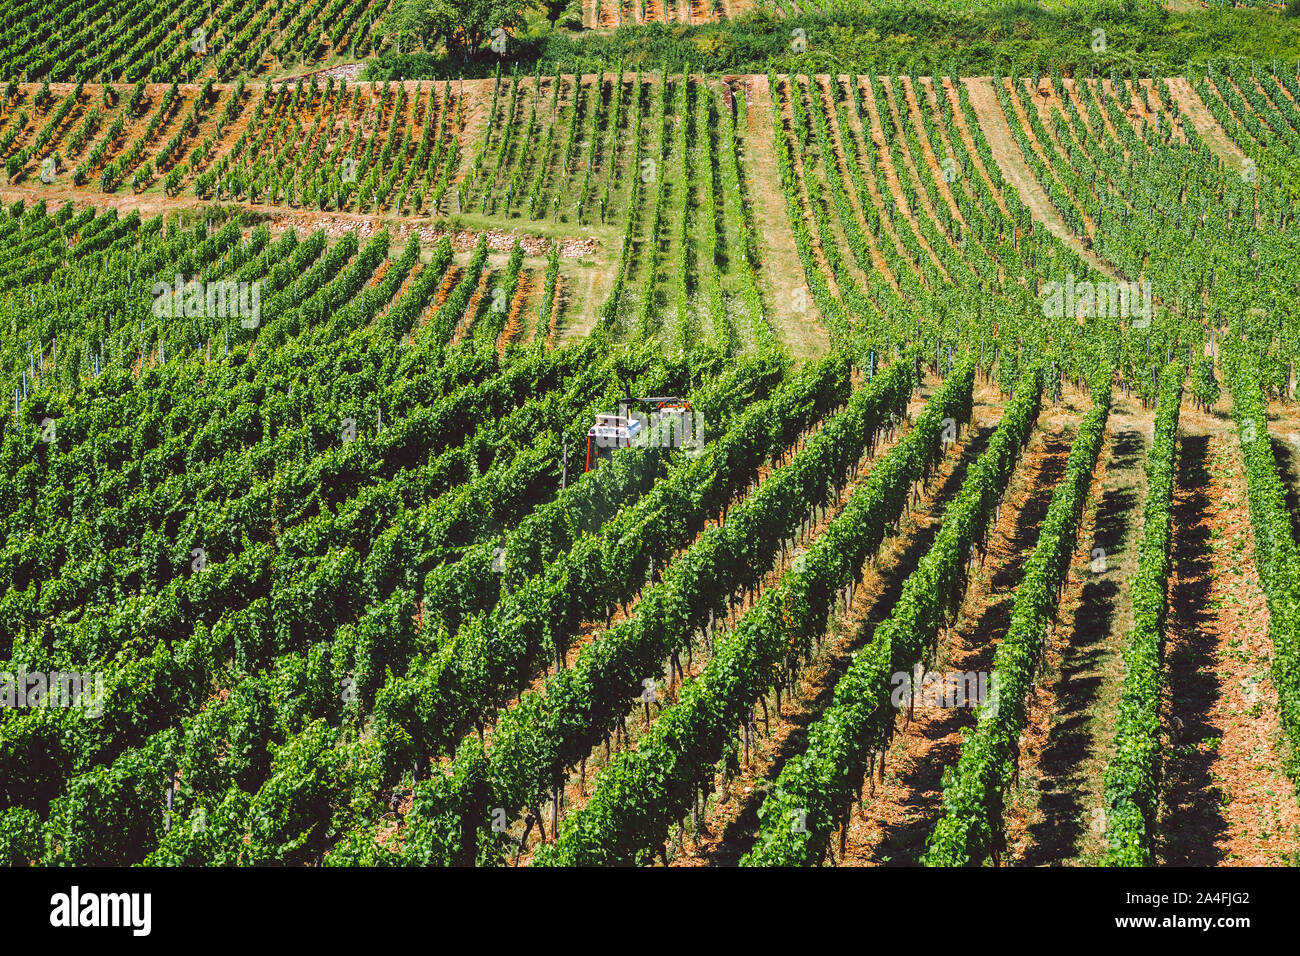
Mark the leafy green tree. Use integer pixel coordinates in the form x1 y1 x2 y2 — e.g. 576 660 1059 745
543 0 570 25
381 0 443 53
388 0 525 59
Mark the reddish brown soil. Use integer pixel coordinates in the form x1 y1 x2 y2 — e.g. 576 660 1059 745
836 388 1086 865
875 76 956 273
499 270 532 353
1156 399 1300 865
1167 77 1250 167
1008 393 1151 865
963 78 1116 279
854 76 948 280
804 76 878 291
940 79 1011 219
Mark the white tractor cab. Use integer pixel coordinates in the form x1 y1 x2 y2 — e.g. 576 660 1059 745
584 396 694 472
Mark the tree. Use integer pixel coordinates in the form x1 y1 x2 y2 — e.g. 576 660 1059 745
427 0 526 59
543 0 569 25
380 0 443 54
380 0 523 58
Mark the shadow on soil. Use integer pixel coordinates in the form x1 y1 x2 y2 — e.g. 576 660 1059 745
1269 433 1300 546
1154 432 1228 866
1021 425 1144 865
